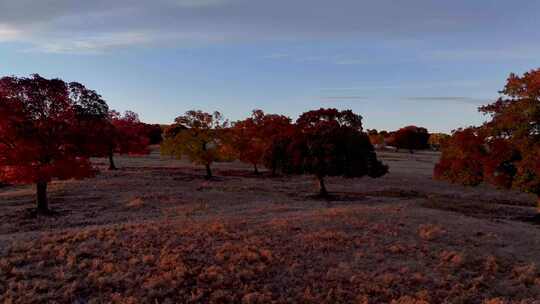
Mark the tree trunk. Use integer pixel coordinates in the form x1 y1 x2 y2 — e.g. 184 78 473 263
36 181 49 214
317 176 328 197
253 164 260 175
205 164 212 180
108 151 117 170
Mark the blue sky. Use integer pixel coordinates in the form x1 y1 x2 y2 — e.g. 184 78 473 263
1 0 539 133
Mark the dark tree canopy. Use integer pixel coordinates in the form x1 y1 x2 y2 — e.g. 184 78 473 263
285 108 388 196
144 124 164 145
390 125 430 153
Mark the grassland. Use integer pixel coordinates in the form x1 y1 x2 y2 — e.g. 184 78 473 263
1 148 539 303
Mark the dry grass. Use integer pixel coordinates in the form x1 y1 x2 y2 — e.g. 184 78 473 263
1 149 540 303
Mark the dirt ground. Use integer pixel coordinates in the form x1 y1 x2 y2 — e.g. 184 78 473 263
1 148 539 303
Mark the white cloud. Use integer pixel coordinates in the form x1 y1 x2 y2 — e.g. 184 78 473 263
0 0 538 56
27 32 153 54
0 24 23 41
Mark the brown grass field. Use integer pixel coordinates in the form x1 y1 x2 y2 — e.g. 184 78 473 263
1 147 540 303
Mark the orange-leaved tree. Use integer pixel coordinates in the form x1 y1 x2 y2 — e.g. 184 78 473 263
435 68 540 214
161 110 228 179
230 109 292 174
433 128 487 186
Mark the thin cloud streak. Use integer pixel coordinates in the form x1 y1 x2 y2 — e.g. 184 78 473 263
404 96 492 104
320 96 369 101
264 53 370 65
319 80 488 91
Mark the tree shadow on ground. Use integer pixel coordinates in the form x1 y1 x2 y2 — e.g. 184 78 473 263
421 198 540 226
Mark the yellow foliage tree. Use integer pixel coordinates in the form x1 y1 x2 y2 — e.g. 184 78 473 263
161 110 229 179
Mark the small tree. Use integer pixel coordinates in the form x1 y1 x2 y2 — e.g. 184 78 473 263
231 110 292 174
287 108 388 197
0 75 99 214
106 111 151 170
161 110 228 179
433 128 487 186
391 126 430 153
230 110 266 174
435 68 540 214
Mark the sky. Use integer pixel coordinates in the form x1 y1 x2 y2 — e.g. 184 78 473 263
1 0 539 133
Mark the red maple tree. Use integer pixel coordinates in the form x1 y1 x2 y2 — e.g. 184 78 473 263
0 75 99 213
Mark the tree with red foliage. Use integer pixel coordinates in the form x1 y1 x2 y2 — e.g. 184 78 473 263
231 110 292 174
286 108 388 197
230 110 266 174
391 125 430 153
433 128 487 186
262 123 297 176
105 111 151 170
0 75 101 213
435 68 540 214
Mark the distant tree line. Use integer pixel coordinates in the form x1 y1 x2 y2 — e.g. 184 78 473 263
367 126 448 153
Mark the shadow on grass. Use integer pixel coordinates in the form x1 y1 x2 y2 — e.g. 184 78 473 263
421 198 540 225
